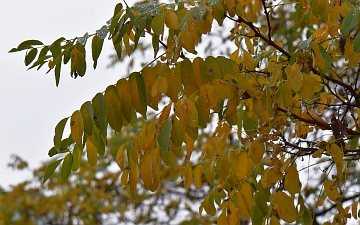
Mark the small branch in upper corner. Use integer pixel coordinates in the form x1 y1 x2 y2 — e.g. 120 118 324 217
261 0 272 42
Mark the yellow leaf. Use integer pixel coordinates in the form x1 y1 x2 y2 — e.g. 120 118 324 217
213 78 233 100
121 169 129 185
240 183 254 210
236 152 248 180
286 64 303 92
324 180 341 202
158 102 172 128
180 30 195 53
200 84 219 109
317 195 326 206
194 164 203 188
218 210 227 225
129 166 139 194
183 166 192 189
70 110 84 145
311 42 326 71
230 48 243 64
227 202 238 225
299 75 314 100
282 81 294 107
116 144 125 170
330 144 344 181
165 11 179 30
249 140 264 164
243 48 255 70
235 192 250 220
352 201 358 219
141 155 153 190
284 165 300 196
261 168 283 188
245 36 254 54
312 24 329 43
274 192 297 223
86 138 98 166
270 215 281 225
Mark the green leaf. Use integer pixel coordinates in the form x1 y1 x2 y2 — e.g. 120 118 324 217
71 144 82 171
250 205 263 225
112 33 123 59
80 101 94 136
343 8 359 36
25 48 38 66
54 53 62 86
152 34 160 58
109 3 124 35
104 85 123 132
9 39 44 52
91 35 104 69
54 117 69 152
243 111 258 136
353 32 360 53
61 152 73 182
178 12 191 30
318 44 332 73
48 147 57 157
113 23 128 45
157 119 172 151
92 93 108 132
189 6 208 21
43 159 63 184
129 72 147 119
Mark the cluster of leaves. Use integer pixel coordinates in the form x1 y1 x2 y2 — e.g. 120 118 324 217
10 0 360 224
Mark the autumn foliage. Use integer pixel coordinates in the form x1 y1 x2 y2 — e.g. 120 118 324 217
5 0 360 224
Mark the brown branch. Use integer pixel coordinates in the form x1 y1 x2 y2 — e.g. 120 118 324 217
261 0 272 42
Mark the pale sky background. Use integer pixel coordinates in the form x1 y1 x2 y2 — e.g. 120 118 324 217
0 0 137 188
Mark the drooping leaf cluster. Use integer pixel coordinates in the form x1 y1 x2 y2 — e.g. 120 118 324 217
10 0 360 224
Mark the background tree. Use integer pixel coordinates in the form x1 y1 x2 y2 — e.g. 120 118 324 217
7 0 360 224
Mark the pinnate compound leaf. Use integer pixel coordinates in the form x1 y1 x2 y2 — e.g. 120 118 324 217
274 192 296 223
104 85 123 132
43 159 63 184
54 117 69 152
61 152 73 182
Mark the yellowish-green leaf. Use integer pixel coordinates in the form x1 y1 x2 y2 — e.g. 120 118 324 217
80 101 94 136
116 143 125 170
61 152 73 182
43 159 63 184
116 79 133 123
54 117 69 152
129 166 139 194
250 205 263 225
152 13 164 35
104 85 123 132
165 11 179 30
71 144 82 171
158 119 172 152
92 93 108 131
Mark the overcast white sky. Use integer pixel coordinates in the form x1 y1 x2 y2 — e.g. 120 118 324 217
0 0 138 188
